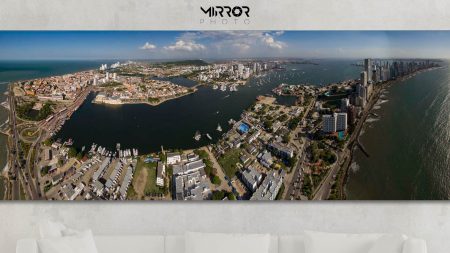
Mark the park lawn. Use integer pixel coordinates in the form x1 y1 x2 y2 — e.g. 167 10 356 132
218 148 242 178
23 128 38 137
131 157 150 199
144 162 164 196
133 157 164 196
126 184 138 200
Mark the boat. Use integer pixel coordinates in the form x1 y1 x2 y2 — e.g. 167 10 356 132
206 133 212 140
194 131 201 141
65 138 74 146
216 124 222 132
90 143 97 153
212 85 218 90
220 84 227 91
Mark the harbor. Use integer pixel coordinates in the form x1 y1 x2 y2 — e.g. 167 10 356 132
55 60 362 154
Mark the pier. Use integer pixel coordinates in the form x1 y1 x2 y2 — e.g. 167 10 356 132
356 138 370 158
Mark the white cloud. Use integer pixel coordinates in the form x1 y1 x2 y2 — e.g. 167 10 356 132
164 40 205 52
188 31 286 49
232 42 251 52
261 34 285 49
147 31 287 59
140 42 156 50
165 31 286 57
274 31 284 36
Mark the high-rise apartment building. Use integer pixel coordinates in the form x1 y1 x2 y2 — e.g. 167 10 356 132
364 58 372 82
322 113 348 133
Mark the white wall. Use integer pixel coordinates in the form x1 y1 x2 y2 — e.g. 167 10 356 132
1 202 450 253
1 0 450 30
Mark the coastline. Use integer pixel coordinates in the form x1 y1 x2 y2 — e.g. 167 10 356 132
340 66 441 199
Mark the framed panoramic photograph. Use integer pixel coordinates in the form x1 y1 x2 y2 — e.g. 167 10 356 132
1 31 447 201
2 1 450 253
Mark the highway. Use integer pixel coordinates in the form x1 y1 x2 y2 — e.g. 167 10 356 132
7 84 24 199
312 151 345 200
5 85 92 200
284 144 308 200
283 98 315 200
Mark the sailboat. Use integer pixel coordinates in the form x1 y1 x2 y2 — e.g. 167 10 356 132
194 131 201 141
216 124 222 132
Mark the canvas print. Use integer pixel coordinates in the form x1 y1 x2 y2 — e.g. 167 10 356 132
0 31 448 201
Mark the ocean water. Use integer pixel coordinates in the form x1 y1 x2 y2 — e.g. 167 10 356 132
346 65 450 199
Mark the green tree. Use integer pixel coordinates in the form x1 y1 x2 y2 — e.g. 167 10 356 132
43 139 53 146
211 175 221 185
211 190 226 200
68 147 77 158
282 134 291 143
277 114 288 122
288 117 301 130
226 192 236 200
36 102 53 120
263 120 273 132
286 155 297 167
41 166 51 176
212 190 235 200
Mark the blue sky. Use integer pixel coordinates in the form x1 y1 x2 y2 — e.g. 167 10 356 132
1 31 450 60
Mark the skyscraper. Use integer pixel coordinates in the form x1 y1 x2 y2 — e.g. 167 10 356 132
336 113 348 132
364 58 372 82
322 113 348 133
322 114 337 133
366 83 373 101
356 83 367 101
341 98 349 112
360 71 367 86
372 67 378 83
